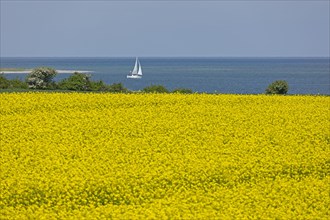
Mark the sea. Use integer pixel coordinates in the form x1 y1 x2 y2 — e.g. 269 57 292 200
1 57 329 94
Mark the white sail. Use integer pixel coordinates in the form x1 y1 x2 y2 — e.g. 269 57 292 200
131 58 138 75
137 60 143 76
127 57 142 79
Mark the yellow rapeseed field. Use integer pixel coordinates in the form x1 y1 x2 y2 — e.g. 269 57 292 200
0 93 329 219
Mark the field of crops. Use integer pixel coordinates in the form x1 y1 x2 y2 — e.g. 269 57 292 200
1 93 329 219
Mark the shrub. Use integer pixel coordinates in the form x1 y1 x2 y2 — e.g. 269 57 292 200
90 80 108 91
9 78 28 89
143 85 169 93
26 67 57 89
58 72 92 91
265 80 289 94
172 88 193 94
0 74 10 89
107 83 128 93
89 81 128 93
0 74 28 89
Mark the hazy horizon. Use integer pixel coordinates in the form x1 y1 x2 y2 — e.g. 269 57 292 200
2 56 329 58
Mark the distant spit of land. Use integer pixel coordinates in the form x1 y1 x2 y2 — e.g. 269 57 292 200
0 68 28 72
0 68 93 74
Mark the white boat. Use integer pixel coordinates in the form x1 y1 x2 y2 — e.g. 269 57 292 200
127 57 142 79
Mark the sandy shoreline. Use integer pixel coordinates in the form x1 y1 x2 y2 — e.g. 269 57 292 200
1 70 93 74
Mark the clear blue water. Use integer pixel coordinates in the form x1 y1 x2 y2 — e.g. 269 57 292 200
1 57 329 94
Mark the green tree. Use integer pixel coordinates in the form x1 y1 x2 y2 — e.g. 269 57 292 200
26 67 57 89
9 78 28 89
0 74 28 89
90 80 107 91
58 72 92 91
0 74 10 89
107 83 128 93
172 88 193 94
265 80 289 95
143 85 169 93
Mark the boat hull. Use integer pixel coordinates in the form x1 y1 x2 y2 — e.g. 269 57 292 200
127 75 142 79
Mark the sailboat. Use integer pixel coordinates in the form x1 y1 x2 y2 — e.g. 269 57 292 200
127 57 142 79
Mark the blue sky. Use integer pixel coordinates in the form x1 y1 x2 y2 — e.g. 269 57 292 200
0 0 329 57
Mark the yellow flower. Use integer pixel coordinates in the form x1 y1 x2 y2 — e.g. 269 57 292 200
0 93 329 219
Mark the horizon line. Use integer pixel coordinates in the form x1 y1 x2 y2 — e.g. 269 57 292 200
1 56 329 59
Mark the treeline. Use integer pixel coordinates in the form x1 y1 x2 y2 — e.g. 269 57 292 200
0 67 193 94
0 67 289 94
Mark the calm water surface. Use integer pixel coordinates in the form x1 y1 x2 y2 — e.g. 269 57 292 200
1 57 329 94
